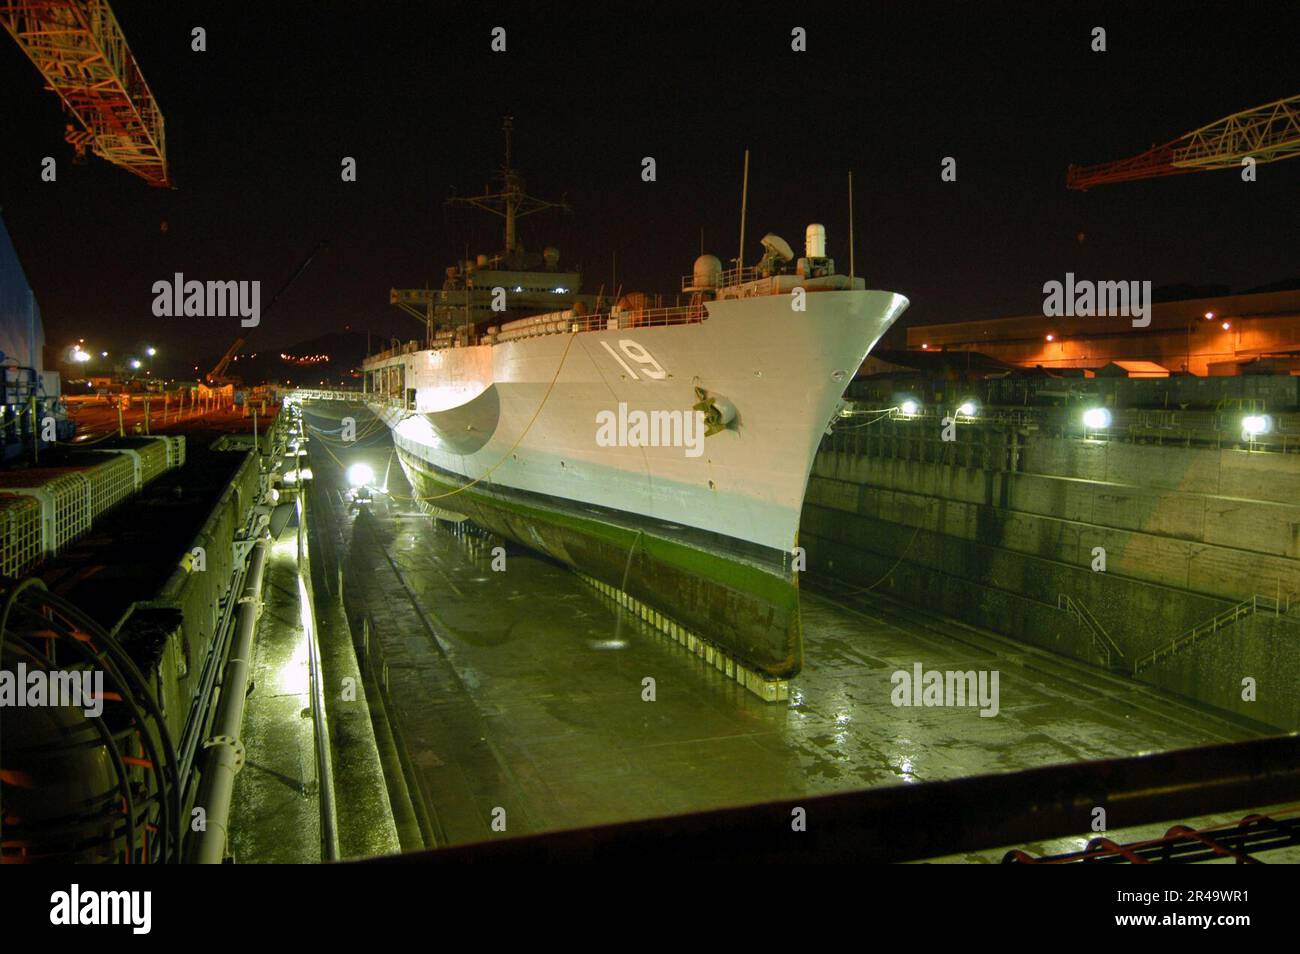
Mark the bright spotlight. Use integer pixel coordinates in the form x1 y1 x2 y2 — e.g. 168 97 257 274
1242 415 1272 437
347 462 375 488
899 399 920 416
146 346 157 356
957 400 977 417
1083 407 1112 429
129 358 142 369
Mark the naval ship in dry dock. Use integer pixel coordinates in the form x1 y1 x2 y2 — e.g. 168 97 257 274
363 123 909 679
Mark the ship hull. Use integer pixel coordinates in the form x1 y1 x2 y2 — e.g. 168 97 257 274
366 288 909 678
395 447 802 673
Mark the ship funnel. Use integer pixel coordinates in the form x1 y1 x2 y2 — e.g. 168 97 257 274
805 223 826 258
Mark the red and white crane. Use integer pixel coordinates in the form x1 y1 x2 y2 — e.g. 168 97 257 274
1 0 169 187
1067 92 1300 190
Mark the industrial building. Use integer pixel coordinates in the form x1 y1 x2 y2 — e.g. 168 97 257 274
907 288 1300 377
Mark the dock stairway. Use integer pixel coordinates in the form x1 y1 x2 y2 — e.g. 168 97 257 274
1057 594 1125 670
1133 593 1296 675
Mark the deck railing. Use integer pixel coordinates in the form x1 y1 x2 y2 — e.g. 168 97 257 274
287 388 367 404
365 340 424 364
495 304 708 343
361 303 710 364
680 265 761 292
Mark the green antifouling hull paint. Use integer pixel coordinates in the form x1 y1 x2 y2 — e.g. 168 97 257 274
398 450 803 678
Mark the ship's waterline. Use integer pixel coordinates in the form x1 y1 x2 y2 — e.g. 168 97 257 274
394 446 804 676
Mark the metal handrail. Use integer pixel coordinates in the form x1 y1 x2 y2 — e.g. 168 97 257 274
1132 594 1293 674
365 304 712 359
287 388 367 404
571 304 707 332
1057 594 1124 668
680 265 762 291
365 340 423 363
484 304 709 345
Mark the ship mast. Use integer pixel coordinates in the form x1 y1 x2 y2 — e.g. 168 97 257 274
503 117 519 255
446 116 569 265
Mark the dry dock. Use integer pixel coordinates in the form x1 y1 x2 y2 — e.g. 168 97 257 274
294 405 1289 859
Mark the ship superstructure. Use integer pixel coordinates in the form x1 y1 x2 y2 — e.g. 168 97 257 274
389 117 599 345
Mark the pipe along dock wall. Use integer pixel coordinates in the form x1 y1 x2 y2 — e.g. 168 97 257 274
803 421 1300 730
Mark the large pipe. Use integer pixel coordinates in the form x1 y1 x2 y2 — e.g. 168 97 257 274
299 477 340 861
368 734 1300 864
187 533 271 864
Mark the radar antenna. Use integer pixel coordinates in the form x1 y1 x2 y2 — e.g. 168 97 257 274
446 116 570 264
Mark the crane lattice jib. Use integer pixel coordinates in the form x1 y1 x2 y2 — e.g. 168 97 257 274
1 0 169 187
1067 92 1300 190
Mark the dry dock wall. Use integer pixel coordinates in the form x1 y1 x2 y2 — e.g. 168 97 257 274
118 446 263 746
802 423 1300 730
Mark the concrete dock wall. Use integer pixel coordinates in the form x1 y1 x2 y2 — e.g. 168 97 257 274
120 448 264 748
802 424 1300 729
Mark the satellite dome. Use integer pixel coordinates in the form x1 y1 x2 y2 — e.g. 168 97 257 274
688 254 723 291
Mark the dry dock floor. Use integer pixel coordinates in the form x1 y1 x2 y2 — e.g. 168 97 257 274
311 441 1286 861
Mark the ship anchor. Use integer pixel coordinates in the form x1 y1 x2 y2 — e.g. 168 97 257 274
692 386 736 437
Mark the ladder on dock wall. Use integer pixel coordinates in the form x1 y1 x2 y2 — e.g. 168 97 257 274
1133 594 1295 675
1057 594 1125 670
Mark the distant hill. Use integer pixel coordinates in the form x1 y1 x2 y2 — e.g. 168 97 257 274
1150 279 1300 302
1239 277 1300 295
1150 283 1233 303
198 329 378 387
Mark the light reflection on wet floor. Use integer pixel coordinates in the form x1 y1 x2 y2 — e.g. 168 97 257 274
321 442 1268 855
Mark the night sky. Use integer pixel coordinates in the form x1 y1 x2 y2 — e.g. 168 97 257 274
1 1 1296 375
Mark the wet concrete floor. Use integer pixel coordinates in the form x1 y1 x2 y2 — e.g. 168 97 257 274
312 436 1280 860
229 530 321 863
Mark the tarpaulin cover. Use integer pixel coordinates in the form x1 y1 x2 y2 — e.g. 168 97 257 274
0 212 45 374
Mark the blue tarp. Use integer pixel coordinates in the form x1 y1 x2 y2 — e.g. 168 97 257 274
0 212 44 374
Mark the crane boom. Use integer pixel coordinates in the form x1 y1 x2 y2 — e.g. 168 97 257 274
206 240 329 384
1067 92 1300 190
1 0 169 187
